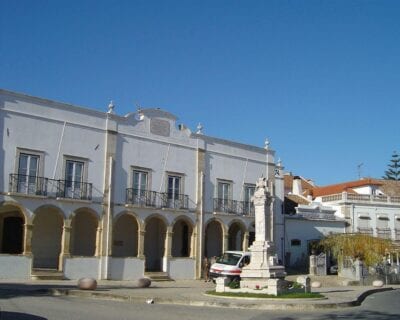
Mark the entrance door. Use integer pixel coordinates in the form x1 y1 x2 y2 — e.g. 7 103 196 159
1 217 23 254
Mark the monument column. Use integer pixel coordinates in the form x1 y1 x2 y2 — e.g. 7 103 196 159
240 177 286 289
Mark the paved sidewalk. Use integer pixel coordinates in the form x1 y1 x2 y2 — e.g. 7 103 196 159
0 278 398 311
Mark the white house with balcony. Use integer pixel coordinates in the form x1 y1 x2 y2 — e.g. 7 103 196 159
0 89 285 280
312 179 400 241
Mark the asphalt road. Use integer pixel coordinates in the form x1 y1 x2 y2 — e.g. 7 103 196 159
0 289 399 320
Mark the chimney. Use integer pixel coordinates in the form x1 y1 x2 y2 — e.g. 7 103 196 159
292 176 303 195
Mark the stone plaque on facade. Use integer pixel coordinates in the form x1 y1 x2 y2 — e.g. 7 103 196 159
150 118 170 137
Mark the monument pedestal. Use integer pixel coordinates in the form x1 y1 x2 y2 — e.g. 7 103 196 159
240 240 286 289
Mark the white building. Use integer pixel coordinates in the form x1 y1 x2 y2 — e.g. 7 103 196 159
283 175 400 270
313 179 400 241
283 175 345 269
0 89 285 280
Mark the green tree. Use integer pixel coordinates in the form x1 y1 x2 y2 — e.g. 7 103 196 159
320 233 391 268
383 151 400 180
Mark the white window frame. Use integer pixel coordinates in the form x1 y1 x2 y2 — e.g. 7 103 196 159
62 156 88 199
165 172 185 208
14 148 45 194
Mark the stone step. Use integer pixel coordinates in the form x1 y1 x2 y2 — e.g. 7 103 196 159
31 268 64 280
144 272 173 282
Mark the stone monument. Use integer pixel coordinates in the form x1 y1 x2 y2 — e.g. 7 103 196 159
240 177 286 290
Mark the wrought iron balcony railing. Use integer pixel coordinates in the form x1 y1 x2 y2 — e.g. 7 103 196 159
57 180 92 200
126 188 189 210
376 228 392 239
213 198 255 216
9 174 48 196
9 174 92 200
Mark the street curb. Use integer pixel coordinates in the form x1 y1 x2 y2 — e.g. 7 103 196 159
44 286 395 311
1 286 395 311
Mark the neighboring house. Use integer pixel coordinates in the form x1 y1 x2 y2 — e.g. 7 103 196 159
283 174 345 269
313 179 400 242
0 89 285 280
284 174 400 270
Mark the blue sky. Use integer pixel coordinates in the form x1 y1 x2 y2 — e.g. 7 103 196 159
1 0 399 186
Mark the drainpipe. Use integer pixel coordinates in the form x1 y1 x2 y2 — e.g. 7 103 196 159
104 156 113 279
52 121 66 181
198 171 204 277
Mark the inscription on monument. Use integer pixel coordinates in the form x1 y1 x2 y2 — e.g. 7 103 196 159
150 118 171 137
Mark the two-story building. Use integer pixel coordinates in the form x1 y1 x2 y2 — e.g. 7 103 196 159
0 89 285 280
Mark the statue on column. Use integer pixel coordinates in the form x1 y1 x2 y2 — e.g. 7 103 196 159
240 176 286 289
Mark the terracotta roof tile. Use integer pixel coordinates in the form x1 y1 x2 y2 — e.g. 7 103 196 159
283 174 315 195
311 178 382 198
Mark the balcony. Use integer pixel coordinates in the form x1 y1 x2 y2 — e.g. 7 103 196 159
376 228 392 239
57 180 92 201
395 229 400 241
9 174 48 196
321 192 400 204
9 174 92 201
213 198 255 216
357 227 373 236
126 189 189 210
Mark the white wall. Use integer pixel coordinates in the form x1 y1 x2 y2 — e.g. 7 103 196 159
64 257 100 279
168 258 196 279
0 255 31 279
109 258 144 280
285 217 345 267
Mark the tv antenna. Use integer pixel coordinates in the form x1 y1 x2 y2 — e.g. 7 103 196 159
357 163 364 180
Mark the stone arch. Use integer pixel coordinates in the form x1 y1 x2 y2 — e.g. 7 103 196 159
113 211 139 257
227 220 246 251
144 214 167 271
171 216 194 258
0 202 27 254
31 205 64 269
204 218 224 258
70 208 99 256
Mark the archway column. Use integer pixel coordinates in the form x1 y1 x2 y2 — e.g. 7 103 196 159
59 219 71 270
138 230 145 259
243 231 249 251
223 233 229 253
95 226 102 257
190 231 197 258
164 227 173 258
23 223 33 256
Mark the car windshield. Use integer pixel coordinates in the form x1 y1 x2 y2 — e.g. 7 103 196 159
216 253 242 266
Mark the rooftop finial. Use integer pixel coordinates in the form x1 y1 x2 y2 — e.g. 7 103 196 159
264 138 270 150
196 123 203 134
277 158 282 167
107 100 115 114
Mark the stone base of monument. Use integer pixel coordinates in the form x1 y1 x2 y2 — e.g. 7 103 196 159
240 278 286 296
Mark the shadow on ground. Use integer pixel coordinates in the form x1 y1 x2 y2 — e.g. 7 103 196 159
0 311 47 320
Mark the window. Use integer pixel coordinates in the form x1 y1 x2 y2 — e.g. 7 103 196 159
243 185 255 215
13 148 45 195
65 160 84 198
291 239 301 246
216 180 232 212
166 175 182 208
17 153 39 194
133 170 148 193
376 215 389 229
131 170 149 205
